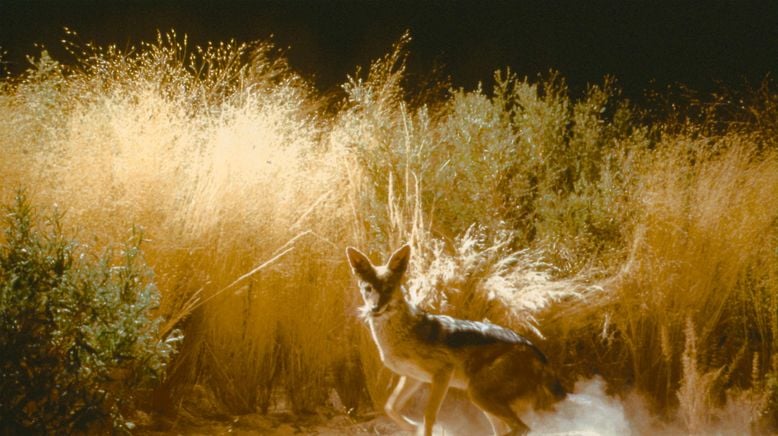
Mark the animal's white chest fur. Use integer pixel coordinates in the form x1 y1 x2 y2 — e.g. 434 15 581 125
366 316 434 383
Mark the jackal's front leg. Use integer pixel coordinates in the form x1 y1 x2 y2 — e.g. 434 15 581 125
385 376 423 432
423 368 453 436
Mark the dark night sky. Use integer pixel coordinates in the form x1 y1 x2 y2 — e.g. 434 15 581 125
2 1 777 97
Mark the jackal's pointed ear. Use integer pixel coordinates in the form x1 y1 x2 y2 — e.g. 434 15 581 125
387 244 411 276
346 247 374 279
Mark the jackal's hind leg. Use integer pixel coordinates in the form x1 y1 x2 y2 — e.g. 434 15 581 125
468 388 530 436
385 376 423 432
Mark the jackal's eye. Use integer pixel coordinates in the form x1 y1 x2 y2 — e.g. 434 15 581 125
361 283 375 294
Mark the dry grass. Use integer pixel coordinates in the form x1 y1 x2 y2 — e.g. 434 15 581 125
2 32 778 431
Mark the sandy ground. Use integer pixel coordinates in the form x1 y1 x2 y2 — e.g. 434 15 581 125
133 383 413 435
137 411 409 435
134 378 632 435
135 412 601 435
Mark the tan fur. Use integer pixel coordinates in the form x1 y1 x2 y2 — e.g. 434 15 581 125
347 245 566 436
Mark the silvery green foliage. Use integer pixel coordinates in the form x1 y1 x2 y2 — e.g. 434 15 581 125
0 192 178 434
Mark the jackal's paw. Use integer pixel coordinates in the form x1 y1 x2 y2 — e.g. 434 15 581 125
385 414 419 434
399 419 420 434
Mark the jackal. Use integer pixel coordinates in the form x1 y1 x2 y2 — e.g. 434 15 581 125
346 244 565 436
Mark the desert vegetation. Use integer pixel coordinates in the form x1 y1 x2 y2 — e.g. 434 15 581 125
1 32 777 433
0 192 176 433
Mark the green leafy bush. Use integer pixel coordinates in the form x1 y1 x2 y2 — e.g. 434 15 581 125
0 192 177 434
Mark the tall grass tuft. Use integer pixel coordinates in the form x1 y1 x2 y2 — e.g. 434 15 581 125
608 135 778 419
1 32 359 415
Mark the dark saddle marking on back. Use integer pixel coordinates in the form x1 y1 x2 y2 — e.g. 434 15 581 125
413 312 548 363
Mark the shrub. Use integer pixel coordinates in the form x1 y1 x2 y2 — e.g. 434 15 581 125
0 192 177 434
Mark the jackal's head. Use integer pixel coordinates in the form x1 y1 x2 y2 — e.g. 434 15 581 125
346 245 410 317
